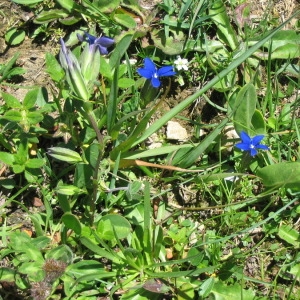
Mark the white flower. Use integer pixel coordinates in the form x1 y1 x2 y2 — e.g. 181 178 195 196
174 56 189 71
122 58 137 65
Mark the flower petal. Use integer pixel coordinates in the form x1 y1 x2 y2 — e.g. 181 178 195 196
143 58 157 73
250 148 258 156
96 36 115 47
235 142 251 151
151 77 161 88
239 131 251 143
157 66 176 77
137 67 153 79
256 144 269 150
98 45 109 55
252 134 265 145
83 32 97 44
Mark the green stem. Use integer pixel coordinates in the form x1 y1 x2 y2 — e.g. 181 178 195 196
83 103 104 226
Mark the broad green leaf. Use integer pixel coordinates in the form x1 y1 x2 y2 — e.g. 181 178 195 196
97 219 114 240
152 29 185 55
0 152 15 166
2 110 22 122
61 212 82 235
45 244 73 263
5 28 25 45
251 109 266 134
1 92 22 108
257 162 300 191
232 83 257 134
92 0 121 13
23 88 39 109
48 147 83 163
55 184 82 195
27 111 44 124
210 281 255 300
113 13 137 29
45 52 65 82
55 0 76 12
97 214 131 240
0 268 16 282
198 277 215 297
100 56 113 79
178 282 194 300
34 9 69 24
109 34 133 69
118 78 135 88
18 261 45 282
2 93 22 108
12 164 25 174
25 158 44 168
278 225 300 248
209 0 238 50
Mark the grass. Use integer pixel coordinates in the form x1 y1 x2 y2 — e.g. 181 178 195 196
0 0 300 299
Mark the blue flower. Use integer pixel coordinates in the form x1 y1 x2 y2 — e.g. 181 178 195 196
77 32 114 55
235 131 269 156
137 57 176 88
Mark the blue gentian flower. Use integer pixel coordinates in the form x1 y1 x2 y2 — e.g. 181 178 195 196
137 57 176 88
235 131 269 156
77 32 114 55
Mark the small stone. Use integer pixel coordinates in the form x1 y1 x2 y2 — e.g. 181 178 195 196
166 121 188 141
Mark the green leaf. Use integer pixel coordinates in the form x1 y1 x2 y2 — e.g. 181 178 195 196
0 268 16 282
27 111 44 124
118 77 135 88
18 261 45 282
257 162 300 191
232 83 257 134
48 147 83 163
5 28 25 45
25 158 44 169
113 13 137 29
45 244 73 263
100 56 113 79
45 52 65 82
80 237 120 262
151 29 185 55
278 225 300 248
11 0 43 3
251 109 266 134
61 212 82 235
179 117 229 168
34 9 69 24
109 34 133 69
12 164 25 174
2 110 22 122
55 184 82 195
97 214 131 240
210 281 255 300
0 152 15 166
55 0 76 12
1 92 22 108
23 88 39 109
92 0 121 13
209 0 238 50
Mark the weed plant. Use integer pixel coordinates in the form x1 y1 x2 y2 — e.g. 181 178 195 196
0 0 300 299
